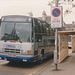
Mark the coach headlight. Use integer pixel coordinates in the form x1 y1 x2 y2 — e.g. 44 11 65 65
21 50 26 54
0 49 3 52
0 48 4 52
21 50 31 54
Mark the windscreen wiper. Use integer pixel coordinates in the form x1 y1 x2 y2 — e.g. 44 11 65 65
10 24 22 43
3 33 9 42
3 23 22 43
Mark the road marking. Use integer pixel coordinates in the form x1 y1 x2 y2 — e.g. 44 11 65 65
28 74 32 75
29 59 53 75
0 60 9 65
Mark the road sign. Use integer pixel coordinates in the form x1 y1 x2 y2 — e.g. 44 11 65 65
51 6 63 28
52 8 61 17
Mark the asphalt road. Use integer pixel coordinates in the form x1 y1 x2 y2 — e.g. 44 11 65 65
0 57 53 75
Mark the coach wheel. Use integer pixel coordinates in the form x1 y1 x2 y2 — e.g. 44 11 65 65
38 49 44 64
38 56 44 64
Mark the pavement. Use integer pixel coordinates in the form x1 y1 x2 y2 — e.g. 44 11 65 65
36 50 75 75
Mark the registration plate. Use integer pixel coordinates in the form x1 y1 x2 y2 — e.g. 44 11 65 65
5 45 16 49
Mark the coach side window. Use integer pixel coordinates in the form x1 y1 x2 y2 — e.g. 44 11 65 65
35 20 41 33
35 20 42 42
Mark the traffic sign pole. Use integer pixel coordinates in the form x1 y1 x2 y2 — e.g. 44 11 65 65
51 0 63 70
54 0 58 70
56 0 58 7
54 29 58 70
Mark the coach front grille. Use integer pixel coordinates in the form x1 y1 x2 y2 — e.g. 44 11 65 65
4 48 20 53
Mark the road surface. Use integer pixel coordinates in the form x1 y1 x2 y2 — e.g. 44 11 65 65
0 57 53 75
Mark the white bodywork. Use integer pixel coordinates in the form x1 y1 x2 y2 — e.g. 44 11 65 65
0 41 34 57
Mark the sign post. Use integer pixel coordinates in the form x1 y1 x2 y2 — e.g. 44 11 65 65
51 0 63 70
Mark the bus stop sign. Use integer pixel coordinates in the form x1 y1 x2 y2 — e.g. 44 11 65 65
51 6 63 28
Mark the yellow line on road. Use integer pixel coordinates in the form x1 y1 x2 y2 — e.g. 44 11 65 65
28 74 33 75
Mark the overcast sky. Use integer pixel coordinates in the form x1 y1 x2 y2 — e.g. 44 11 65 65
0 0 75 24
0 0 50 17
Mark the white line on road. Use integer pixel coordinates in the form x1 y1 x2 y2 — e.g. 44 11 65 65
0 60 9 65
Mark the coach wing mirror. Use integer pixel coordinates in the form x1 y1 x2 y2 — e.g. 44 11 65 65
32 38 34 42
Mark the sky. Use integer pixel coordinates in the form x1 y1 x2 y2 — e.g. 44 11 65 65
0 0 50 17
0 0 75 24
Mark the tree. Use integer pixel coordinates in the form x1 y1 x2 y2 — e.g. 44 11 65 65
48 0 74 6
48 0 75 16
